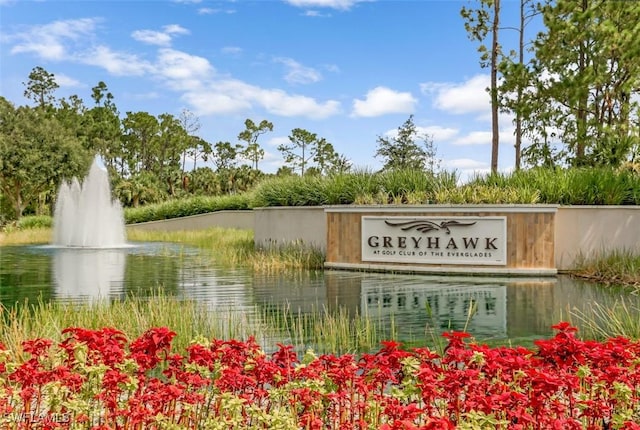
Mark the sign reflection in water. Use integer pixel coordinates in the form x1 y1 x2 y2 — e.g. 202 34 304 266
53 249 127 302
2 245 624 344
361 281 507 337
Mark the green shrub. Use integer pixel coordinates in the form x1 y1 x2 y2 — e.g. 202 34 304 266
124 194 252 224
16 215 53 230
468 167 639 206
433 184 540 204
251 169 460 207
251 175 329 207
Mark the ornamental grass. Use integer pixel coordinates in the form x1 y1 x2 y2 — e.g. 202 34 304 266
0 323 639 429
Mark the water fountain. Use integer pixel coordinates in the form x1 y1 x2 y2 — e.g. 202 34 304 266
53 158 127 248
49 158 128 301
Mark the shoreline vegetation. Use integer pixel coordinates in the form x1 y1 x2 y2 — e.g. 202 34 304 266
1 227 640 348
1 226 638 287
0 293 391 357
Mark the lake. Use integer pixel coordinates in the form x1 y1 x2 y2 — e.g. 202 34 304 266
0 242 635 348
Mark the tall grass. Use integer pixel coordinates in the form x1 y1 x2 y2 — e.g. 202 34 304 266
0 294 396 357
433 184 540 204
0 227 51 245
265 303 395 355
570 299 640 341
251 169 459 207
125 193 252 224
571 249 640 287
468 167 640 205
250 175 329 207
127 228 325 271
0 294 237 357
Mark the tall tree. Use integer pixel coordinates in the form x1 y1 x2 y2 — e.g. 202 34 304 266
374 115 430 171
121 112 159 175
461 0 502 173
279 128 319 176
313 139 339 176
0 98 90 218
189 136 213 171
87 81 122 172
56 94 91 152
178 109 201 174
23 66 59 110
155 113 186 195
498 0 540 170
238 118 273 170
212 141 242 171
522 0 640 166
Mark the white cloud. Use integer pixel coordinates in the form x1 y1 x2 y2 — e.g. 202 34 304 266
131 30 172 46
421 74 490 115
156 48 214 82
6 17 340 120
452 131 492 146
274 57 322 85
418 126 459 142
382 124 459 142
182 91 252 115
352 86 417 117
82 45 154 76
303 10 331 17
129 91 161 100
323 64 340 73
54 73 83 88
182 78 341 119
163 24 189 35
285 0 365 10
197 7 236 14
255 87 341 118
8 18 98 61
131 25 189 46
445 158 487 170
266 136 291 147
452 128 515 146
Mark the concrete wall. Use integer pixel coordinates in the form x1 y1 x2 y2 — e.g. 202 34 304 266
253 207 326 251
126 210 254 232
126 205 640 272
251 205 640 272
324 205 557 276
555 206 640 271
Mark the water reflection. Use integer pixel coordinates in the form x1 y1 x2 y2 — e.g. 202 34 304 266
53 248 127 302
1 244 637 345
360 281 508 337
176 262 253 311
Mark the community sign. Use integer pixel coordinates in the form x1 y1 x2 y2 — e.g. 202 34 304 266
361 216 507 266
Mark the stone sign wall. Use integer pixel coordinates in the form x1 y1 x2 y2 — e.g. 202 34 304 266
361 216 507 266
325 205 557 276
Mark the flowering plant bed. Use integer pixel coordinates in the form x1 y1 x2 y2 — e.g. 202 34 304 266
0 323 639 429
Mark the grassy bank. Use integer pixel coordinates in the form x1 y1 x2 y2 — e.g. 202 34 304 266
2 227 638 284
0 294 395 357
0 227 51 246
571 250 640 288
0 227 324 271
126 228 324 271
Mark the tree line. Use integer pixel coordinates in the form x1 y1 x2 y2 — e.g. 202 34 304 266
462 0 640 172
0 67 438 221
3 0 638 220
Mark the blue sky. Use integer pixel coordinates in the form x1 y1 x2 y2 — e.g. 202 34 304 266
0 0 543 179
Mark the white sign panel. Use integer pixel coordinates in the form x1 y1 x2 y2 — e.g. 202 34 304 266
361 216 507 266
